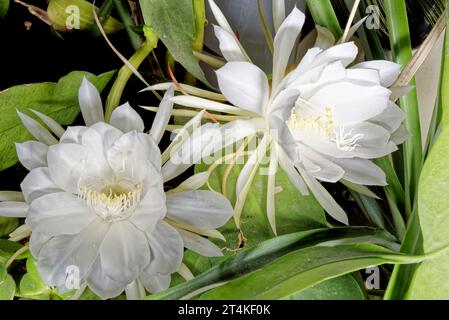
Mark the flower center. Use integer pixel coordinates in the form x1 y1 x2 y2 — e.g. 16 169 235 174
331 127 364 152
78 182 142 222
287 106 336 137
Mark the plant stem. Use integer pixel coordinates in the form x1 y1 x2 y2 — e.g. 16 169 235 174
306 0 342 39
90 0 115 37
104 29 159 122
113 0 141 50
385 0 423 217
185 0 206 85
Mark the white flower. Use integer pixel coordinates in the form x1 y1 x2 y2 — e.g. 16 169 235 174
149 1 407 233
0 78 233 299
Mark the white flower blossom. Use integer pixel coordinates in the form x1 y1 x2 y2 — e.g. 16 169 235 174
149 1 408 233
0 78 233 299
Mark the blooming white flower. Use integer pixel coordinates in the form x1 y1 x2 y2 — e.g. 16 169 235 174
148 1 408 233
0 78 233 299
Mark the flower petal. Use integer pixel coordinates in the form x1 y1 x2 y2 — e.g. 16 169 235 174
331 157 387 186
309 42 358 69
37 218 109 287
60 126 88 144
149 86 175 144
16 141 48 171
353 60 401 87
213 25 247 62
129 186 166 233
272 0 285 32
21 167 61 203
30 109 65 138
277 146 308 195
0 201 28 218
298 144 345 183
26 192 96 236
78 77 105 126
100 220 150 284
143 221 183 275
166 190 233 229
110 102 145 133
177 229 222 257
17 111 58 145
216 62 269 115
272 7 305 90
87 257 126 300
170 95 249 115
370 102 406 133
140 273 171 293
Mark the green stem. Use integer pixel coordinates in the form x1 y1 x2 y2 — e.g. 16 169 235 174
306 0 342 39
113 0 141 50
104 29 158 122
385 0 423 217
90 0 115 37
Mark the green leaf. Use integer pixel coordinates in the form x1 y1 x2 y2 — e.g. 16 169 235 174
0 240 23 265
406 126 449 299
147 227 399 299
0 274 15 300
19 273 49 298
0 0 9 18
0 70 115 171
0 217 19 238
139 0 209 85
199 243 422 300
0 263 6 281
305 0 342 39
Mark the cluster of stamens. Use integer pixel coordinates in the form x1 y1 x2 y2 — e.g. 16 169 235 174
287 106 336 137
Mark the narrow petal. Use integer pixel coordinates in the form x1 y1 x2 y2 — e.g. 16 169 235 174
213 25 247 62
277 146 309 195
391 126 410 145
60 126 88 144
331 157 387 186
100 220 150 284
143 221 183 275
29 231 51 257
30 109 65 138
0 191 24 202
267 145 278 235
110 102 145 133
26 192 96 236
37 218 109 287
166 190 233 229
272 7 305 90
17 111 58 145
297 166 349 225
272 0 285 32
21 167 61 203
78 77 105 126
309 42 358 69
370 102 406 133
170 95 249 115
298 144 345 183
0 201 28 218
177 229 222 257
149 86 175 144
16 141 48 171
171 172 210 192
216 62 269 115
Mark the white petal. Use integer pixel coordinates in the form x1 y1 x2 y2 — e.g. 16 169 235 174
149 86 175 144
129 186 166 233
15 141 48 171
166 190 233 229
21 167 61 203
370 102 406 133
177 229 222 257
81 122 124 160
213 25 247 62
87 258 126 300
310 42 358 69
0 201 28 218
110 102 145 133
78 77 105 126
286 47 322 86
390 85 413 102
170 95 249 115
353 60 401 87
267 145 278 235
331 157 387 186
140 273 171 293
30 109 65 138
298 144 345 183
220 118 263 147
297 166 349 225
26 192 96 236
268 88 300 120
29 231 51 257
391 126 410 145
272 0 285 32
100 221 150 284
143 221 183 275
272 7 305 90
37 218 109 286
277 146 308 195
60 126 88 144
216 62 269 115
172 172 210 192
17 111 58 145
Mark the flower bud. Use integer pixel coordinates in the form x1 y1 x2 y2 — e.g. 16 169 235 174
47 0 123 34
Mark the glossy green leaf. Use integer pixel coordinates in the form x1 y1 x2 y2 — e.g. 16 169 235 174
0 217 19 238
147 227 398 299
305 0 342 39
200 243 423 300
19 273 48 298
0 274 15 300
139 0 209 85
406 126 449 299
0 70 115 171
0 240 23 265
